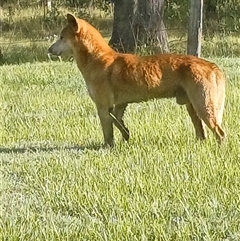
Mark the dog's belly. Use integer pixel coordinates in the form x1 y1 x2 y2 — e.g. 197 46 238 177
114 87 177 105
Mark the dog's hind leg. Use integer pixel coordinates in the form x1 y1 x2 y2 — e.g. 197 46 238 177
186 86 226 143
200 114 225 143
186 103 207 140
97 108 114 147
176 88 207 140
110 103 129 141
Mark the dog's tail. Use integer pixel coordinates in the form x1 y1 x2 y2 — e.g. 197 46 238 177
183 65 226 143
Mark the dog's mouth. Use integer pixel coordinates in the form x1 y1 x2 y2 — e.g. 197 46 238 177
47 53 62 61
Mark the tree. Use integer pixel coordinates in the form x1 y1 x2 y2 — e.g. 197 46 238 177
187 0 203 57
109 0 169 53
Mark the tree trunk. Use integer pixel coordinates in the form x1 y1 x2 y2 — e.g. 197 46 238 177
109 0 169 53
187 0 203 57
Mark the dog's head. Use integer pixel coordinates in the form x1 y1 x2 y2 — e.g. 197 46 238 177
48 14 80 56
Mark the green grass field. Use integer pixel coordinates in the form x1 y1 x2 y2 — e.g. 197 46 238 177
1 57 240 240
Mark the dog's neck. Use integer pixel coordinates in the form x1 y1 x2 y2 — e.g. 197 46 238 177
72 22 116 72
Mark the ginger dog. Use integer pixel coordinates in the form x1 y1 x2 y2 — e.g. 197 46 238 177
48 14 226 147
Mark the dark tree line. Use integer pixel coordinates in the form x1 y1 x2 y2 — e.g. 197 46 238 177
1 0 239 54
1 0 238 20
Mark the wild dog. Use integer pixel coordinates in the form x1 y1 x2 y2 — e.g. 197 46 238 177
48 14 226 147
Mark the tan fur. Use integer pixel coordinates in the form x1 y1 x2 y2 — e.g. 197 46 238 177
48 14 226 147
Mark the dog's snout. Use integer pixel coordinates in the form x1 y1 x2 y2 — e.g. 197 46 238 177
48 37 72 56
48 43 60 56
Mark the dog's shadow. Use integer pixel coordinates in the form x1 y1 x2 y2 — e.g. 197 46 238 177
0 142 102 154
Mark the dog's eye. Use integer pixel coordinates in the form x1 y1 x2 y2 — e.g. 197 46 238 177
60 36 64 40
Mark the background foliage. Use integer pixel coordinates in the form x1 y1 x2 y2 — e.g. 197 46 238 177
1 0 240 33
0 0 240 63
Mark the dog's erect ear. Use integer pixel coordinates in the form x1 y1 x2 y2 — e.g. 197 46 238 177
66 14 79 32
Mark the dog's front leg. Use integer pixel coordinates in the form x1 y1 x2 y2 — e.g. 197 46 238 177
110 104 129 141
97 108 114 147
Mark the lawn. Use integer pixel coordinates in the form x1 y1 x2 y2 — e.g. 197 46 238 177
0 57 240 240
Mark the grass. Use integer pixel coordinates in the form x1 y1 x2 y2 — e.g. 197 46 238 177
1 57 240 240
1 5 240 240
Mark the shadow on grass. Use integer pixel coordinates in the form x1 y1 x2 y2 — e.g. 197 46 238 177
0 142 103 154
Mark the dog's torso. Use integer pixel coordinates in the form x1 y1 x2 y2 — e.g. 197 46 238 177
76 51 223 107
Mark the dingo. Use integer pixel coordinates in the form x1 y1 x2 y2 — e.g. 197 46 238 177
48 14 226 147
